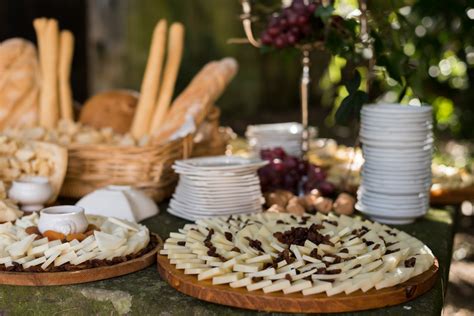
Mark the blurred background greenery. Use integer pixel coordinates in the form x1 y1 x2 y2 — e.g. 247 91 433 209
1 0 473 146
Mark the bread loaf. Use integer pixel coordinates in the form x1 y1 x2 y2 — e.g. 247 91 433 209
79 90 139 134
0 38 40 130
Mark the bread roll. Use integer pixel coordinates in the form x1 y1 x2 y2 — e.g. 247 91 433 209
79 90 139 134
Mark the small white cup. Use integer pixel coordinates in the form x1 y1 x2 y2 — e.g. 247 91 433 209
8 176 53 212
38 205 89 235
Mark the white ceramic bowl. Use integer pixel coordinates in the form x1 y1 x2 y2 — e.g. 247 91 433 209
8 176 53 212
76 185 158 222
38 205 88 235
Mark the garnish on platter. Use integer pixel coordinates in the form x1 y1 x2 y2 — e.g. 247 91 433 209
159 212 435 298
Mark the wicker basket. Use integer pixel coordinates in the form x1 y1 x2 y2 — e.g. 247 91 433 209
60 134 193 202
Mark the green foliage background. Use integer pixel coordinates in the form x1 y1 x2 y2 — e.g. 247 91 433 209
119 0 473 142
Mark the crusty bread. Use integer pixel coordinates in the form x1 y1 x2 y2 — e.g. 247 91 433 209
0 38 40 130
79 90 139 134
152 58 238 143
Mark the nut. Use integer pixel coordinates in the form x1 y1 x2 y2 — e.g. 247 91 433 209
267 204 286 213
286 197 305 216
264 192 287 208
314 197 333 214
333 193 356 215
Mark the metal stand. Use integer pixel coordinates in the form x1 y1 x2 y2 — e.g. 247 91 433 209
239 0 311 159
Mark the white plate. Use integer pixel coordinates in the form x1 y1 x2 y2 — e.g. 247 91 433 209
360 137 434 148
170 198 262 211
175 156 268 170
362 104 432 114
169 200 262 214
360 131 432 142
356 202 427 217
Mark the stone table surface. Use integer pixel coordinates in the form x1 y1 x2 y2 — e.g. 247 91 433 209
0 206 455 316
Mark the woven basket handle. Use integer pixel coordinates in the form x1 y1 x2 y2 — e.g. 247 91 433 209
182 134 193 159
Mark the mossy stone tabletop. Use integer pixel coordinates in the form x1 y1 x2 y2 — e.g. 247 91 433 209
0 206 454 315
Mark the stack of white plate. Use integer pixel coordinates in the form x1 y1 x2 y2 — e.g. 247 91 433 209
246 122 317 157
356 104 433 224
168 156 267 221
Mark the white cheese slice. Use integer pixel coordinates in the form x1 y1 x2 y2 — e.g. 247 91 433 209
7 234 36 257
266 269 297 280
170 258 204 265
45 243 70 258
41 250 61 270
169 253 196 259
230 277 252 288
82 240 98 252
292 268 319 281
32 237 49 247
108 217 139 232
246 279 272 292
326 280 352 296
248 268 276 278
176 263 209 270
233 263 261 273
245 254 272 264
198 267 228 281
27 243 49 257
54 251 77 266
184 268 207 275
22 256 46 269
263 279 291 293
283 279 312 294
302 280 332 295
14 256 34 264
95 231 126 251
70 251 97 265
212 272 243 285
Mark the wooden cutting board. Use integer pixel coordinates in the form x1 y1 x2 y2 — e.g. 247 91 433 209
157 254 438 313
0 234 162 286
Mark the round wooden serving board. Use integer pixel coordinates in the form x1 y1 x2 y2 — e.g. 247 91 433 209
158 255 438 313
0 234 163 286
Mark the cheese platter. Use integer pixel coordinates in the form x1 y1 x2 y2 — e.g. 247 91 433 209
0 212 162 286
158 212 438 313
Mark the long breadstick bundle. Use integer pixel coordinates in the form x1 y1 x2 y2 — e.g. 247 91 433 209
130 19 167 139
58 30 74 121
152 58 238 143
34 18 60 128
149 22 185 134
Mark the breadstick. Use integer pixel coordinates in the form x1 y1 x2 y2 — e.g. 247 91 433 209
130 19 167 138
58 30 74 121
36 19 60 128
33 18 47 74
149 22 185 134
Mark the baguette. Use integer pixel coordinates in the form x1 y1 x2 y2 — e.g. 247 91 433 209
130 19 167 138
58 30 74 121
152 58 238 143
149 22 185 134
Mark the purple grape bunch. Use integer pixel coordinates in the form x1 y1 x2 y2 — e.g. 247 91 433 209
258 147 335 196
260 0 319 49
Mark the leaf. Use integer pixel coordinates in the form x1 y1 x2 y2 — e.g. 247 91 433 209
335 90 368 126
345 70 361 94
398 84 408 102
314 5 334 23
